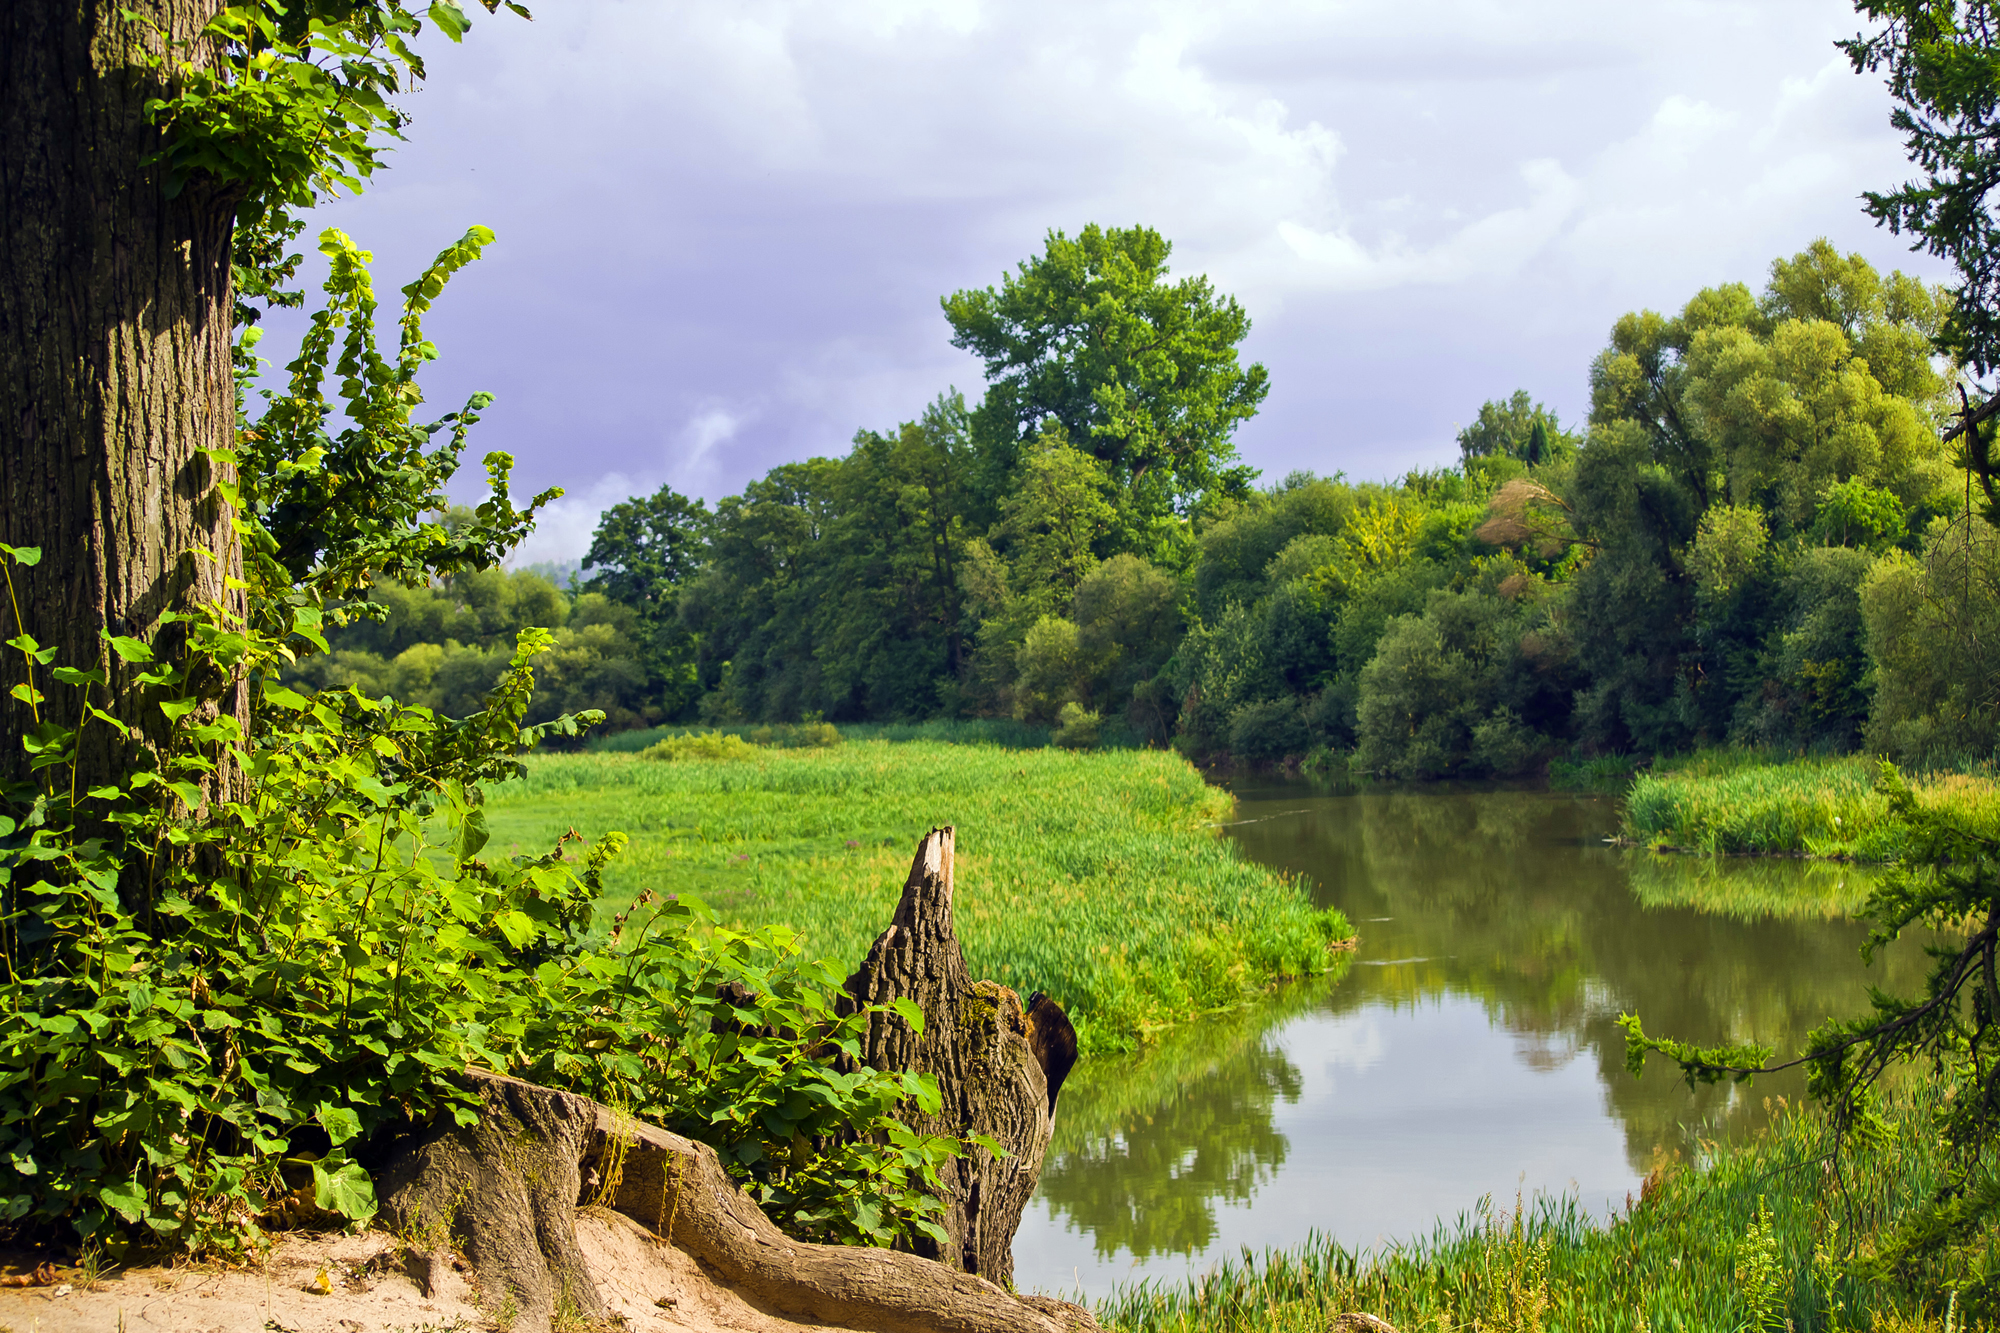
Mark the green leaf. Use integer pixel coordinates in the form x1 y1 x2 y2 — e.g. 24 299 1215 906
103 634 153 663
455 806 490 861
0 543 42 566
492 909 536 948
99 1179 146 1223
317 1104 362 1146
889 996 926 1035
428 0 470 39
312 1157 378 1221
262 682 310 711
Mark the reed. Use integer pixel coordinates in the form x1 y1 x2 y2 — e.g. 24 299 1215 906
483 742 1351 1052
1622 755 2000 860
1091 1086 1977 1332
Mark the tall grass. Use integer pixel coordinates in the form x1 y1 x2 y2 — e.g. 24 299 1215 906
1093 1087 1982 1332
483 742 1351 1052
1623 755 2000 860
586 717 1060 753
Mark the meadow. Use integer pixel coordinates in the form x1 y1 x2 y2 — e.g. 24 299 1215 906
482 740 1351 1052
1092 1085 1974 1333
1621 754 2000 860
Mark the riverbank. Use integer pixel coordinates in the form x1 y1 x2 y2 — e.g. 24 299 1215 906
1091 1084 1959 1332
483 742 1351 1053
1621 752 2000 859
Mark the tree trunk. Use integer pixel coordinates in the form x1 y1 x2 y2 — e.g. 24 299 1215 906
842 827 1073 1287
378 1068 1099 1333
0 0 246 811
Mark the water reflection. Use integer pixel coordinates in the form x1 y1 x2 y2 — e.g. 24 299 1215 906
1016 783 1929 1297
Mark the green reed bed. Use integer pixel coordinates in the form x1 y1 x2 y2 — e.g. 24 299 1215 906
482 742 1350 1052
1093 1088 1978 1333
1623 755 2000 860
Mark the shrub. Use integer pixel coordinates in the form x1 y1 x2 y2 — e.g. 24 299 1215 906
1228 697 1310 763
1051 701 1103 749
641 730 761 762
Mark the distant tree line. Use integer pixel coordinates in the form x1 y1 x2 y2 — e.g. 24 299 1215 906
298 230 1991 774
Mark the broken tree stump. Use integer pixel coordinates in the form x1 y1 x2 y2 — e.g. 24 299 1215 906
842 826 1074 1286
376 1068 1095 1333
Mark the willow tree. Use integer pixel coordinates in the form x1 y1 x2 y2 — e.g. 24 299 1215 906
0 0 518 802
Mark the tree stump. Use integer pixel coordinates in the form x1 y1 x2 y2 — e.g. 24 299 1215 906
376 1068 1095 1333
842 826 1074 1286
376 1070 606 1329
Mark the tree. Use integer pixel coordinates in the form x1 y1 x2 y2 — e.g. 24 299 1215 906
582 484 709 613
1844 1 2000 374
942 224 1267 526
1454 391 1575 467
584 483 710 719
0 0 521 804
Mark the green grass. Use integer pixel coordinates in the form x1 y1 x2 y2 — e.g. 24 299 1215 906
1091 1086 1979 1333
585 717 1060 752
483 742 1351 1052
1622 755 2000 860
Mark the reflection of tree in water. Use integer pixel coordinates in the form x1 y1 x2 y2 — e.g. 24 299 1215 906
1038 1043 1300 1260
1035 997 1309 1259
1232 786 1936 1170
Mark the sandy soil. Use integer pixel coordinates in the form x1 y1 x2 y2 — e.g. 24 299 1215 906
0 1210 856 1333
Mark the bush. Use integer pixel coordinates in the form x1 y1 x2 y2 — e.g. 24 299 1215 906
1051 701 1102 749
641 730 762 762
1228 696 1310 763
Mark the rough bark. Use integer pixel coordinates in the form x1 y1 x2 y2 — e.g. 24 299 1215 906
841 827 1066 1286
0 0 247 809
376 1071 606 1330
378 1069 1097 1333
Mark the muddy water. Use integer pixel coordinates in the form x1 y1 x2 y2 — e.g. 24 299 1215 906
1011 782 1927 1299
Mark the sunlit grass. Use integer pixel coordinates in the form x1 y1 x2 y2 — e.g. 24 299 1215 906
1091 1086 1979 1333
483 742 1351 1052
1622 755 2000 860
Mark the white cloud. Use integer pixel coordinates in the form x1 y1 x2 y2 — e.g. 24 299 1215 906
279 0 1946 503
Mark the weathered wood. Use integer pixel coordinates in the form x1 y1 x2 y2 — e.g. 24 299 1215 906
376 1069 1097 1333
841 827 1064 1285
376 1072 606 1330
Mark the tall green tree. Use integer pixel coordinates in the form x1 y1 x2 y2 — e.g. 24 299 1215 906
583 483 709 718
942 224 1267 531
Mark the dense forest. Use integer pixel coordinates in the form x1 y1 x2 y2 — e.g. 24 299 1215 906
292 228 1985 777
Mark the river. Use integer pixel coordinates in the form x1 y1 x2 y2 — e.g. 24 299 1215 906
1009 780 1928 1299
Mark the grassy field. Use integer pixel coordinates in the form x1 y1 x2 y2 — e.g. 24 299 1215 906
1092 1085 1973 1333
1622 753 2000 859
482 741 1351 1052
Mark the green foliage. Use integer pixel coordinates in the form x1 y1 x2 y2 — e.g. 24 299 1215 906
0 241 958 1261
1051 702 1103 750
943 224 1267 523
479 744 1353 1054
640 730 761 762
1456 390 1578 466
136 1 527 230
1843 1 2000 374
1619 754 1970 858
1863 515 2000 764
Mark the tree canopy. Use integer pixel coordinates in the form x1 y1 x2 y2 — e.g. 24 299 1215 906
942 224 1267 526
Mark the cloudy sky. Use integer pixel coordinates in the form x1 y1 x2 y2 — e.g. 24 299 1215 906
259 0 1949 564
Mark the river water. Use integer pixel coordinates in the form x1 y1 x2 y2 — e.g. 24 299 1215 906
1009 781 1929 1300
